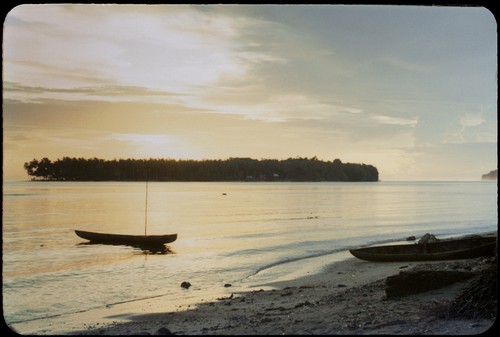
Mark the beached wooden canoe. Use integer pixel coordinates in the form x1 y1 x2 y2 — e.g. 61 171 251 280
349 236 497 262
75 230 177 246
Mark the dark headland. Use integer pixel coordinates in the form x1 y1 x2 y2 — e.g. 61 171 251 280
481 169 497 181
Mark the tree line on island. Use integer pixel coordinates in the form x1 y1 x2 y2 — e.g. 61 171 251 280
23 157 379 182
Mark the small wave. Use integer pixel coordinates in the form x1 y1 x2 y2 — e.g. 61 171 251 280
220 239 336 258
246 246 349 279
5 307 90 325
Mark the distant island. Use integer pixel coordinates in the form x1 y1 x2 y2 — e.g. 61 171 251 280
481 169 497 180
24 157 379 182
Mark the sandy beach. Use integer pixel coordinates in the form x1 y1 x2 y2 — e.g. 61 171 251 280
10 241 496 336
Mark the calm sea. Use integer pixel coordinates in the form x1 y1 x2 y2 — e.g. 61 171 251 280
2 181 497 331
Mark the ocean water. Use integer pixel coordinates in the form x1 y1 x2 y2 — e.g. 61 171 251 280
2 181 497 331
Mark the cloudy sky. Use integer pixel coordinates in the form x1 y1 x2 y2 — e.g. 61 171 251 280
3 4 497 180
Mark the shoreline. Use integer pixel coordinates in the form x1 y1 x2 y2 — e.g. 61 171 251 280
8 232 497 335
69 257 496 335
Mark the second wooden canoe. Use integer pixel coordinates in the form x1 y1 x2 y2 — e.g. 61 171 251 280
349 236 496 262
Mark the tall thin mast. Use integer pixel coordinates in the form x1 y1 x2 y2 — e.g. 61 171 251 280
144 179 148 237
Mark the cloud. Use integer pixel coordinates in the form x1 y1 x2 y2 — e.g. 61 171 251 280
109 133 173 146
371 114 418 126
459 113 485 128
380 56 437 73
188 92 366 122
4 4 298 117
4 5 246 93
3 82 184 103
443 109 495 144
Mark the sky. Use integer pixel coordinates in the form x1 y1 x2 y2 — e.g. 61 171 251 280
2 4 497 181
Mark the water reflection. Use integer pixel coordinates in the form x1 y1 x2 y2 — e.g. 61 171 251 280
136 244 175 255
77 242 176 255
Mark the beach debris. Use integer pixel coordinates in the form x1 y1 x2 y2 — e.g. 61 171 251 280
156 327 173 335
260 317 275 323
217 293 234 300
445 256 497 319
180 281 191 289
406 236 416 241
224 283 232 287
418 233 439 244
337 283 347 287
265 306 286 312
385 270 476 299
294 300 314 308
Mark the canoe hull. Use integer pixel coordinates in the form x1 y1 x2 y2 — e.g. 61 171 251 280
349 236 497 262
75 230 177 246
